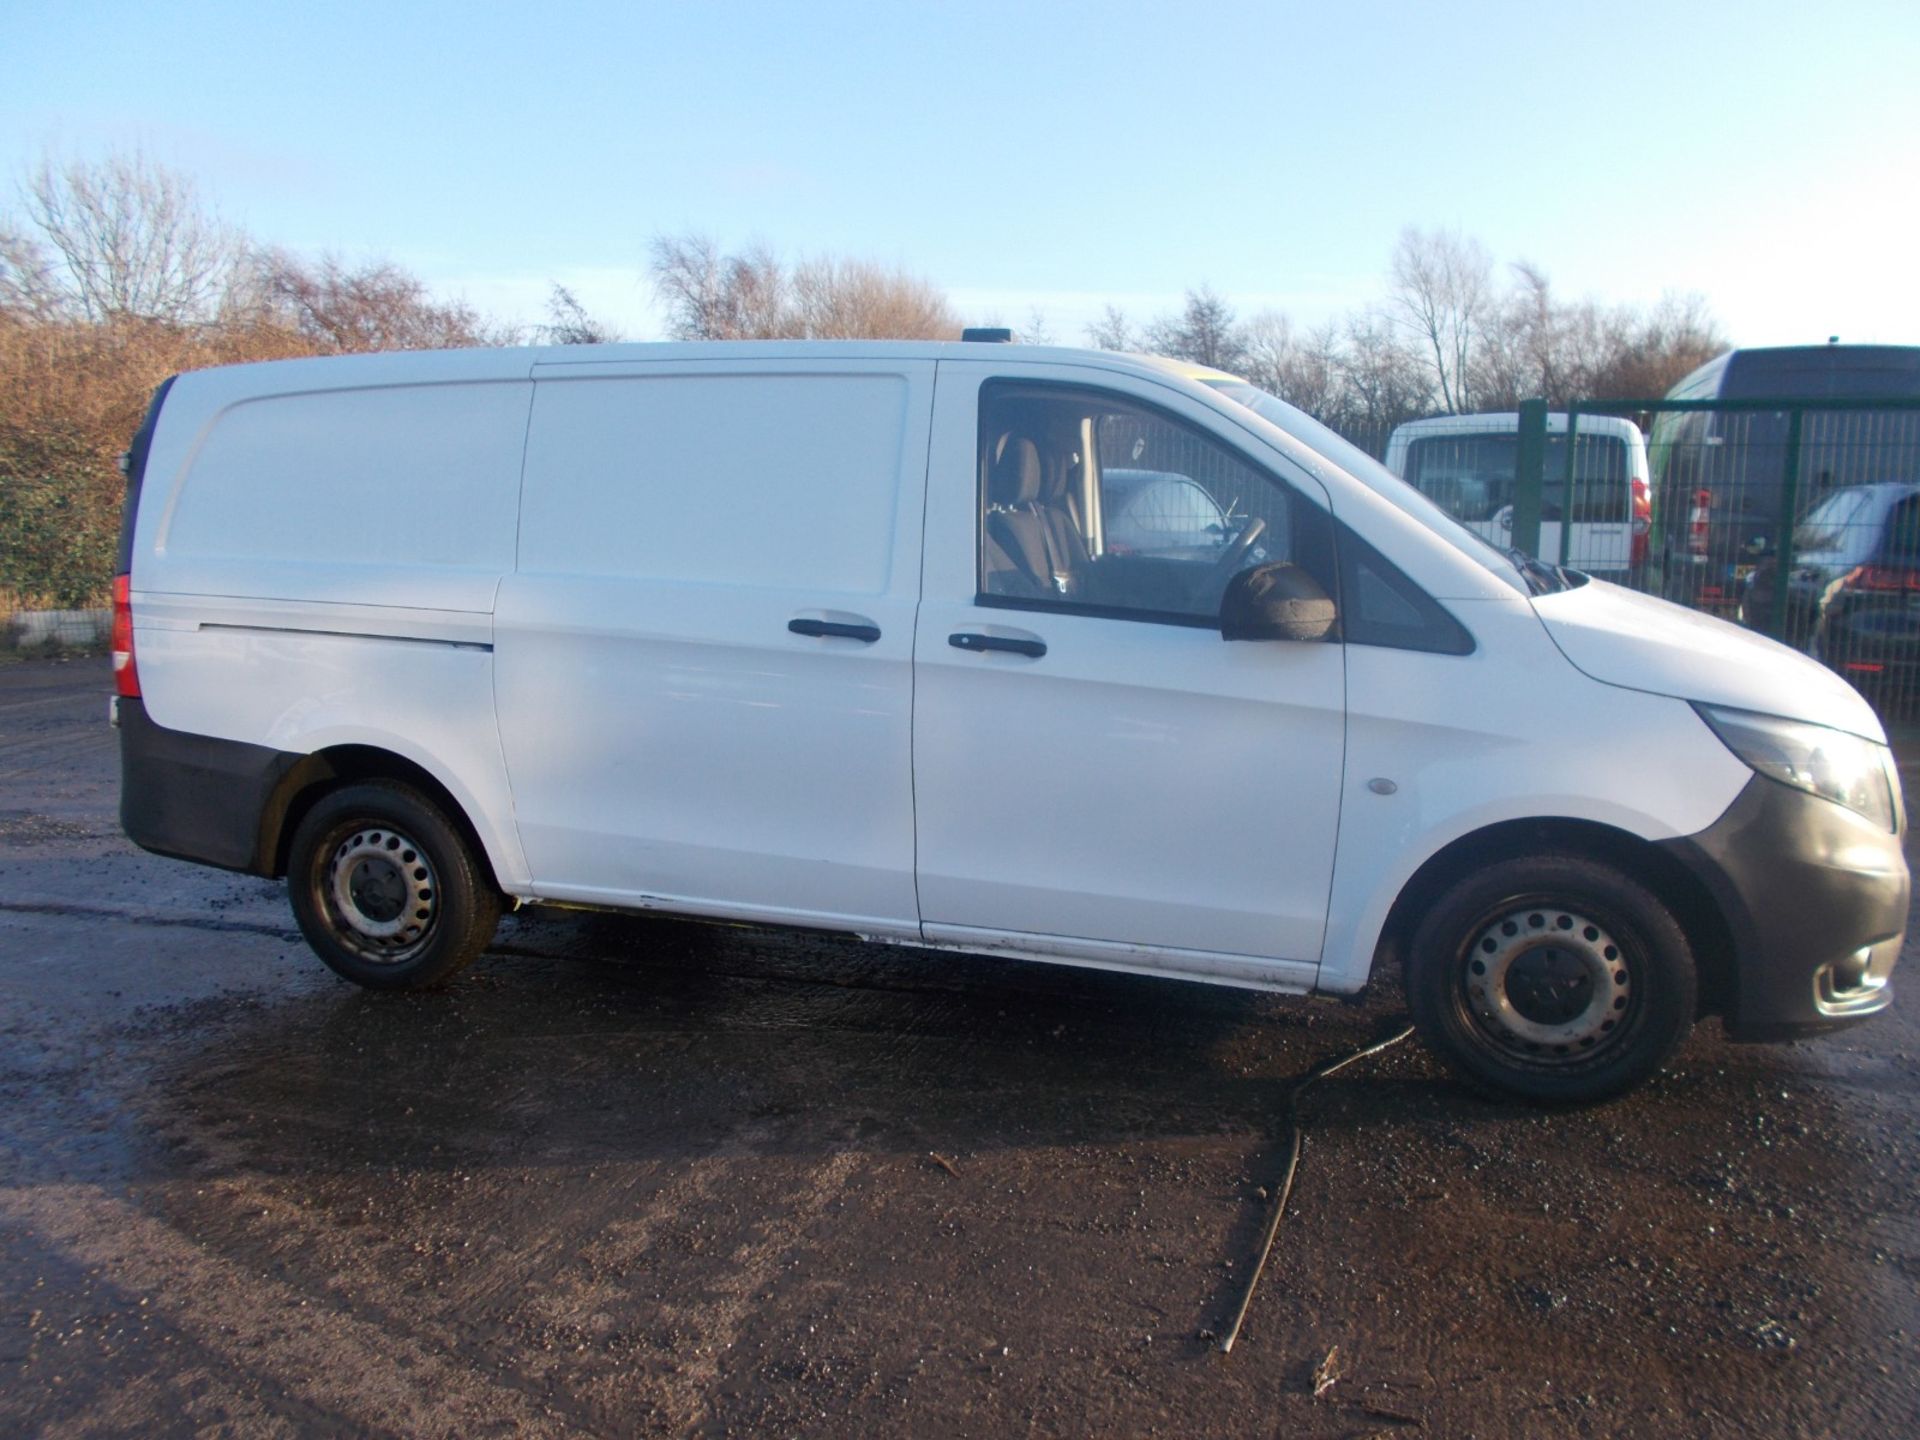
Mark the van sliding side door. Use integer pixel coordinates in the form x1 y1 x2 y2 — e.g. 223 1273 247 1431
492 357 935 939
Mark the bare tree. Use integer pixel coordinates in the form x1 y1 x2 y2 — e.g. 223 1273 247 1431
1390 226 1492 413
650 232 955 341
648 235 751 337
1585 291 1725 400
0 223 63 320
1022 306 1055 346
246 250 508 353
649 232 728 340
1471 261 1727 408
1084 304 1135 351
1335 308 1433 440
1240 311 1345 419
650 233 794 339
1144 287 1247 371
720 246 791 338
788 255 956 339
542 284 619 345
19 151 243 324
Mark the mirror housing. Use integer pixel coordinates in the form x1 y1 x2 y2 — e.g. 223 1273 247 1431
1221 563 1337 642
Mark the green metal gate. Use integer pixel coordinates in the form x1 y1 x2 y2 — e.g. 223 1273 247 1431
1509 395 1920 718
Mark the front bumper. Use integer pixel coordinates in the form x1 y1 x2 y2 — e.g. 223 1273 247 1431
1658 773 1907 1040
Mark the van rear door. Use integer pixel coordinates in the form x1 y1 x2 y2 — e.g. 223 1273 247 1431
493 358 933 937
1405 430 1634 577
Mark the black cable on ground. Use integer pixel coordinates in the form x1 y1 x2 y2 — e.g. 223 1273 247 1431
1217 1022 1416 1355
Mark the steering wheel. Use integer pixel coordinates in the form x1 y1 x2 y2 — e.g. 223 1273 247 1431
1214 516 1267 575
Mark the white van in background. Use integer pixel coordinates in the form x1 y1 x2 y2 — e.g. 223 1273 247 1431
1384 412 1652 580
113 342 1902 1104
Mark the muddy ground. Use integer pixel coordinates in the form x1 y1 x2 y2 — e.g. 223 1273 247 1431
0 655 1915 1437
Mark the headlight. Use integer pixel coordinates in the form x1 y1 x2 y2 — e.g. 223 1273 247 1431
1695 705 1898 832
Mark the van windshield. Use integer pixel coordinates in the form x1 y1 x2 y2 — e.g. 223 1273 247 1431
1202 380 1529 594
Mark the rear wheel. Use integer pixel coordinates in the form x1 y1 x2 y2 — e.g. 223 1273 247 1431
1406 855 1696 1104
287 781 500 990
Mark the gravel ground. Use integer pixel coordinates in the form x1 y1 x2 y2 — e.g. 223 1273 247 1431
1 655 1915 1437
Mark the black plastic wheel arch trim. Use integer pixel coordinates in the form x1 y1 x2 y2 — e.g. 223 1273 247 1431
119 696 302 876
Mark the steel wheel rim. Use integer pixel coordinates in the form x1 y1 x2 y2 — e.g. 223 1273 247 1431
324 825 438 962
1458 903 1635 1062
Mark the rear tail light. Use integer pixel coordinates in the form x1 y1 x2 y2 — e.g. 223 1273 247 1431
1686 489 1712 556
1844 565 1920 592
1630 477 1651 566
111 574 140 698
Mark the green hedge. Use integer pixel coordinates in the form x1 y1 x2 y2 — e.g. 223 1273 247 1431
0 427 120 609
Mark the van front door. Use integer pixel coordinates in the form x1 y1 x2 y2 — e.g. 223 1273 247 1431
911 363 1345 985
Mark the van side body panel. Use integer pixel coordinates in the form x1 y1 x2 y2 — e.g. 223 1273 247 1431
127 356 536 892
1316 596 1753 993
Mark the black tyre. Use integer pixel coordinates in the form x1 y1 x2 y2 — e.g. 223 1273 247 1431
1405 855 1696 1104
287 780 501 991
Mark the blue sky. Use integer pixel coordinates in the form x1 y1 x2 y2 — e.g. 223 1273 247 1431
5 0 1918 346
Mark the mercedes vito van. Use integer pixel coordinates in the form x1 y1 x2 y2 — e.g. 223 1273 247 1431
113 342 1906 1103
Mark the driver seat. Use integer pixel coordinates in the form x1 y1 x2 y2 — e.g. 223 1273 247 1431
984 434 1072 597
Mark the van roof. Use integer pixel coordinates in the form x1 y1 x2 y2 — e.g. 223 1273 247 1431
1667 344 1920 402
1387 412 1645 441
1124 355 1249 385
170 339 1242 393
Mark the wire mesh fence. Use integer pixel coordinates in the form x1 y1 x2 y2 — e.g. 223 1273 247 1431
1382 394 1920 724
1638 398 1920 720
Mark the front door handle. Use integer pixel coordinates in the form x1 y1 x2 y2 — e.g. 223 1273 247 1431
789 617 881 643
949 631 1046 659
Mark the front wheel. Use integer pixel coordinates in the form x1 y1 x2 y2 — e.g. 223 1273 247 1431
287 780 501 990
1405 855 1696 1104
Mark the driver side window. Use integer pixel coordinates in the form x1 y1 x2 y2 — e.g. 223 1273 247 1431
978 382 1332 624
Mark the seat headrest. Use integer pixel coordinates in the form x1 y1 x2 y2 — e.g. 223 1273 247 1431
990 436 1043 506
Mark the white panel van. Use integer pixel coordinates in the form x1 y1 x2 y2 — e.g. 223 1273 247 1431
1384 412 1653 581
114 343 1906 1102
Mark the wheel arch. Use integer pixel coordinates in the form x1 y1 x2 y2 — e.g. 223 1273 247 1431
260 745 504 896
1372 817 1738 1020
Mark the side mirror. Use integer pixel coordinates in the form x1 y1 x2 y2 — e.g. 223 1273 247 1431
1221 563 1337 642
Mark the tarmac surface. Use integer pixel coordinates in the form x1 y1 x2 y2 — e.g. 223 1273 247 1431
1 654 1916 1437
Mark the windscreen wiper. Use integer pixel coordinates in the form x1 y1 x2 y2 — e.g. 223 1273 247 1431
1507 547 1568 595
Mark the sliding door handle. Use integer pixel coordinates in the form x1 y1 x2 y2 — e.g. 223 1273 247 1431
949 631 1046 659
789 617 881 643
